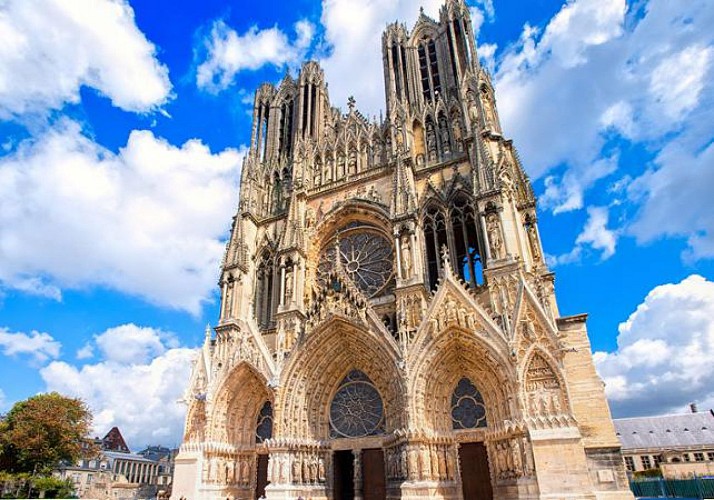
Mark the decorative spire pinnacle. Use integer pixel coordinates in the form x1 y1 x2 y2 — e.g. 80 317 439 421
347 95 356 112
440 244 454 279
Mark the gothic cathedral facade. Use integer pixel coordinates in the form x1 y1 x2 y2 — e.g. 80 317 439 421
172 2 633 499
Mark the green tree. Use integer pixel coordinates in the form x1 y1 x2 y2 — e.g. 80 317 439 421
0 392 92 474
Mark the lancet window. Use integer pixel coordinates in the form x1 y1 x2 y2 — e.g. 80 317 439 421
451 377 487 429
254 251 277 329
418 39 441 102
258 103 270 163
255 401 273 443
278 99 294 158
422 195 484 291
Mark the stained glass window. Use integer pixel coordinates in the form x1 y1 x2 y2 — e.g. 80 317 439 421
256 401 273 443
318 224 394 298
451 377 487 429
329 370 385 438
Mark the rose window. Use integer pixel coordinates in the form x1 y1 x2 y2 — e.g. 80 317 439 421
317 223 394 298
329 370 385 438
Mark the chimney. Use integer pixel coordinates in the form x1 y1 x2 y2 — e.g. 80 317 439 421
690 403 698 413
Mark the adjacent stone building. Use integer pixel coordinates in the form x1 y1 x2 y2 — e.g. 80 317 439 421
172 1 633 498
615 409 714 478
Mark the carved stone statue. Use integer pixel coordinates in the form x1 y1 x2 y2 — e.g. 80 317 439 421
400 235 412 278
487 213 504 260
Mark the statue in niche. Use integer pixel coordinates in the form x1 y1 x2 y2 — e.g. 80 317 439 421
309 458 318 483
395 121 404 150
314 163 322 187
467 91 479 130
224 280 233 317
452 117 464 152
526 218 542 261
482 87 497 130
325 156 333 183
400 235 412 278
291 457 300 483
487 213 504 260
337 152 346 178
348 149 357 175
284 267 293 304
317 458 325 482
426 121 437 161
438 114 451 155
241 459 250 485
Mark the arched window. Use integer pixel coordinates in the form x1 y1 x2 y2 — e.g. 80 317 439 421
423 204 448 291
450 196 483 288
260 104 270 162
418 38 441 102
451 378 487 429
278 99 294 158
254 252 277 329
330 370 385 438
256 401 273 443
423 195 484 290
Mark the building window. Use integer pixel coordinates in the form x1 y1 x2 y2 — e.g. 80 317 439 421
641 456 652 470
683 453 691 462
330 370 384 438
256 401 273 443
255 251 277 329
451 377 487 429
653 455 662 468
707 452 714 461
624 456 635 472
418 39 441 102
423 196 484 291
694 452 705 462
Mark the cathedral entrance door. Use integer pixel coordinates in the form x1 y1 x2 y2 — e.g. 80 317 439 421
334 450 355 500
362 448 386 500
459 443 493 500
255 454 269 499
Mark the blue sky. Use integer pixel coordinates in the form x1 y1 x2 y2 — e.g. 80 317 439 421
1 0 713 449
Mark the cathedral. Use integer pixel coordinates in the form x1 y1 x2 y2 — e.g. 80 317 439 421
171 2 633 499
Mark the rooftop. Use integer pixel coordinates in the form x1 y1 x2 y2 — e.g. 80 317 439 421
614 410 714 451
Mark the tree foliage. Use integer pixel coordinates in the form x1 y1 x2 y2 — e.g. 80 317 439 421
0 392 92 474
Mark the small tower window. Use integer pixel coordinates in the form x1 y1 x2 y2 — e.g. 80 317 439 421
418 38 441 102
255 251 277 329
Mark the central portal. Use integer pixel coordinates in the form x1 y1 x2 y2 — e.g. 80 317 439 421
459 442 493 500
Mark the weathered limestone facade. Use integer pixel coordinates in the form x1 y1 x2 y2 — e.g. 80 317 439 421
172 2 633 499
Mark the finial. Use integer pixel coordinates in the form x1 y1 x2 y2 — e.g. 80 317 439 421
204 324 212 341
347 95 356 111
420 6 424 15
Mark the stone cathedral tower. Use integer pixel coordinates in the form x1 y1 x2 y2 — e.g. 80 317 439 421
172 2 633 499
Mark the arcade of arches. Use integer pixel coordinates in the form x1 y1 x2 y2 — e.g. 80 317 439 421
171 1 633 499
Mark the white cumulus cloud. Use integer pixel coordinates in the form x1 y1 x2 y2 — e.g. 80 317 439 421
197 19 314 93
595 275 714 416
41 323 196 449
0 327 61 363
0 0 172 117
0 119 245 314
492 0 714 258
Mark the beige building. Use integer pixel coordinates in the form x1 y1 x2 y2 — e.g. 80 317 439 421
172 1 633 499
615 410 714 478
